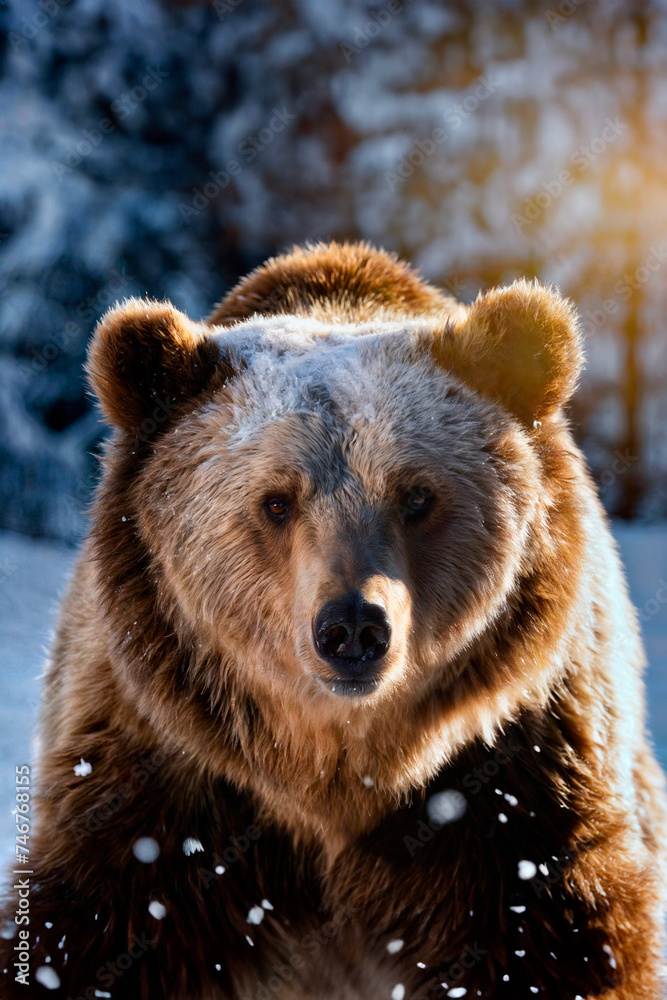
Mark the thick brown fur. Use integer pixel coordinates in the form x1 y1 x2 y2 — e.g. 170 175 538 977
1 242 665 1000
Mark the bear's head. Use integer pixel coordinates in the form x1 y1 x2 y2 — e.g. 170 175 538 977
87 281 584 795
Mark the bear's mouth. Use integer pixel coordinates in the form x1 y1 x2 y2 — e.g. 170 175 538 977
322 677 379 699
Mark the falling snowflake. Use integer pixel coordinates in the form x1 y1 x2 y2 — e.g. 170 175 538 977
148 901 166 920
518 860 537 880
35 967 60 990
133 837 160 863
387 939 404 954
183 838 204 856
391 985 405 1000
426 790 467 825
247 906 265 925
73 759 92 777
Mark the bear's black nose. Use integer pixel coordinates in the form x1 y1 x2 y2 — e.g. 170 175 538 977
313 592 391 676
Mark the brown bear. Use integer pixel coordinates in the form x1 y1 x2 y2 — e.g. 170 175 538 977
1 242 665 1000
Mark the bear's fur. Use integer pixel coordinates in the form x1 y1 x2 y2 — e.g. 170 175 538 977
1 241 666 999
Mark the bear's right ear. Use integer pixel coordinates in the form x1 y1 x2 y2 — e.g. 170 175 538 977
87 298 232 434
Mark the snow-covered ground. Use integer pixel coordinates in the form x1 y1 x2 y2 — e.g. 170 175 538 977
0 525 665 859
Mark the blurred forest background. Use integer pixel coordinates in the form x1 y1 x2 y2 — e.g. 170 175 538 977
1 0 666 542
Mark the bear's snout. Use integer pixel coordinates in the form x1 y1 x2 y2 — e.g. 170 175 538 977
313 590 390 694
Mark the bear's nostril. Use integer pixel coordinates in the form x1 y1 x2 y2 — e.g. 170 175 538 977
320 623 353 659
358 624 389 660
313 593 391 673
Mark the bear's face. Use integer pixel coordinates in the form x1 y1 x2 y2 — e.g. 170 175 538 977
134 321 539 718
88 282 583 744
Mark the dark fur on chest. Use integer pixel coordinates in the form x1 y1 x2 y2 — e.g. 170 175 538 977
5 714 619 1000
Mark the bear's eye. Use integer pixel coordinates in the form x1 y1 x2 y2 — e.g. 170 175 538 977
265 498 290 520
403 489 433 516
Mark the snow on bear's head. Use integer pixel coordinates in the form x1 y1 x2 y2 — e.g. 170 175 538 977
86 286 583 766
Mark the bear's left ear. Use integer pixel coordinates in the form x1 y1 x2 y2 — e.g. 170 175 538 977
431 279 584 425
87 298 233 435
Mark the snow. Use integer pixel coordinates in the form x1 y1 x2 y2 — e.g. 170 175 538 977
518 860 538 880
73 757 92 776
35 966 60 989
148 900 166 920
425 789 467 825
0 523 665 868
247 906 265 925
182 837 204 856
132 837 160 863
